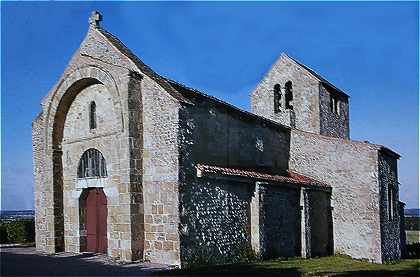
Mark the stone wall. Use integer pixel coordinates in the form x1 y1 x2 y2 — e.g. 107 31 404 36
259 184 301 258
178 90 291 265
378 152 401 262
289 129 383 262
179 177 252 265
33 25 149 261
398 201 407 257
180 91 291 174
141 75 181 265
319 84 349 139
32 112 47 251
251 54 321 134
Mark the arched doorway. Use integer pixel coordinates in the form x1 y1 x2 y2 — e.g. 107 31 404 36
80 188 108 253
86 188 107 253
78 148 108 254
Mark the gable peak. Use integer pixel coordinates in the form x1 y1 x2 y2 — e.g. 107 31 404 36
89 11 102 28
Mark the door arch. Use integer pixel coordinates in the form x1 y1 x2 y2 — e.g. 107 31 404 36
80 188 107 253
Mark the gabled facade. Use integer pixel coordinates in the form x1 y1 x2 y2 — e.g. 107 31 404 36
33 12 403 266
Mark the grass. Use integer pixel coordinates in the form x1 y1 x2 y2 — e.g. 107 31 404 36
406 230 420 244
166 255 420 276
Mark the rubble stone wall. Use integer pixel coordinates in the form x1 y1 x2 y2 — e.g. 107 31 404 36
177 92 292 265
259 184 301 258
180 93 291 174
318 84 350 139
179 177 252 265
289 129 383 262
378 152 401 262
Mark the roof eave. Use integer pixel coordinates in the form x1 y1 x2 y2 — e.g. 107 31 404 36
283 53 350 98
96 27 193 105
379 146 401 159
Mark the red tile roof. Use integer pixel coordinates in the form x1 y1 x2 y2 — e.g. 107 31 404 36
196 164 330 188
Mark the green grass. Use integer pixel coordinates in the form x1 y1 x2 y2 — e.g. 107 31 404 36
167 255 419 276
407 230 420 244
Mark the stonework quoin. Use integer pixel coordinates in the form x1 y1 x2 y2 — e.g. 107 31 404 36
33 12 402 267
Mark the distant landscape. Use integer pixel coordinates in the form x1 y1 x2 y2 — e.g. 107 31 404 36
0 210 35 220
1 209 419 219
405 209 420 217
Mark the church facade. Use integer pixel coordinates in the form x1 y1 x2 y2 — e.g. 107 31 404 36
32 12 403 266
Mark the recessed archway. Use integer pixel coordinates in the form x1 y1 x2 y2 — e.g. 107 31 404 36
45 66 123 253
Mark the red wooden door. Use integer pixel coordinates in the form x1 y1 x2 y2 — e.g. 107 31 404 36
86 188 107 253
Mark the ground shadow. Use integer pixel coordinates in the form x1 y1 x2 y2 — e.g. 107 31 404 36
159 263 303 277
2 248 418 277
331 267 420 277
160 262 420 277
0 251 165 276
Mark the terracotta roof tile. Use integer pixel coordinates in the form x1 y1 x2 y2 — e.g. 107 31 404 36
196 164 330 188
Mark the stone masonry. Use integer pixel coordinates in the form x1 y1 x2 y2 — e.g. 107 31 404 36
33 12 402 267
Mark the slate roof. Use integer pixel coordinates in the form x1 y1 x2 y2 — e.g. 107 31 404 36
284 53 350 98
165 78 290 131
97 28 192 104
196 164 330 189
377 145 401 159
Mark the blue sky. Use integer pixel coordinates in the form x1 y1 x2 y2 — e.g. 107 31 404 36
1 1 418 209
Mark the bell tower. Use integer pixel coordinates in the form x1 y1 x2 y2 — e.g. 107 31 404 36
251 53 350 139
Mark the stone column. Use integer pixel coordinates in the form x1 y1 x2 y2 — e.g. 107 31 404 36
300 187 309 258
250 182 261 253
280 87 286 110
127 71 145 261
254 182 269 256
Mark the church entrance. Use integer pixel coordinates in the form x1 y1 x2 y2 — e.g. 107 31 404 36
84 188 107 253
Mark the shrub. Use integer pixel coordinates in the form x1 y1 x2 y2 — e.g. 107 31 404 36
181 241 260 268
238 244 261 263
0 223 8 243
405 217 420 231
405 242 420 259
0 219 35 244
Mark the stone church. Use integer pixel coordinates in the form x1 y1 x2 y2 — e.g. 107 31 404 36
32 12 404 266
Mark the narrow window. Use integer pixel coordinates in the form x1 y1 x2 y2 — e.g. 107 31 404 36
89 101 97 129
330 94 340 115
285 81 293 110
388 185 394 220
330 95 335 112
274 84 281 113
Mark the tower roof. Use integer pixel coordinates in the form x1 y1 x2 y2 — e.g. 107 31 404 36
282 53 349 98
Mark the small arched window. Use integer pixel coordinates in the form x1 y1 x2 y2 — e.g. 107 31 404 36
89 101 97 130
77 148 107 178
273 84 282 113
285 81 293 110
